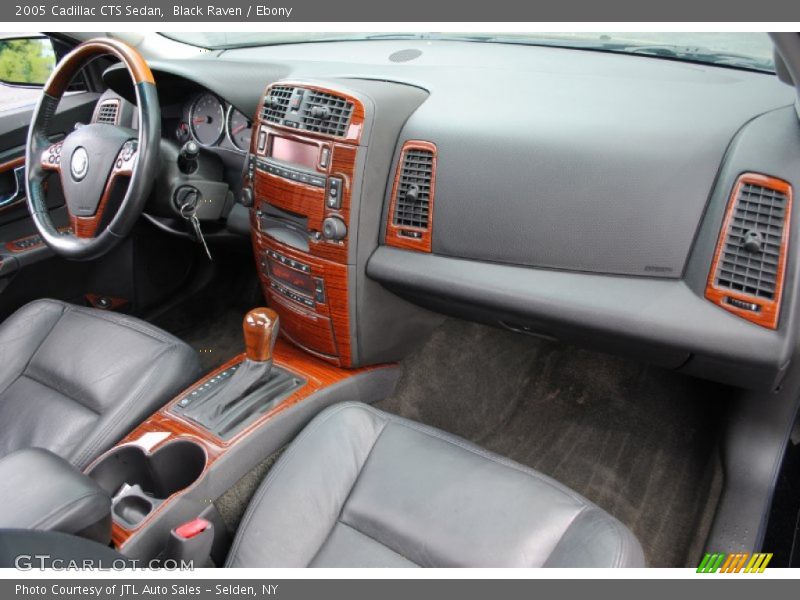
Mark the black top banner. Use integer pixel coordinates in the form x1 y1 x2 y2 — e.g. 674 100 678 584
4 0 800 22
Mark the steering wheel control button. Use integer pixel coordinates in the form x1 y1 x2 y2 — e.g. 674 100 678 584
121 141 137 162
70 147 89 181
44 143 63 168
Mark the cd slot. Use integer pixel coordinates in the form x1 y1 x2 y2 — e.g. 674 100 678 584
258 204 310 252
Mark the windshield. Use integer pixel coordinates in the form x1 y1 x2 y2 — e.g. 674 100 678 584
160 32 775 73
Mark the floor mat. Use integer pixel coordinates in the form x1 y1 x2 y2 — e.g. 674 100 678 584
215 448 285 534
376 319 725 567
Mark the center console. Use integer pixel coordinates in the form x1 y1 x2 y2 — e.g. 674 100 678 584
68 78 436 561
244 81 366 367
83 307 398 555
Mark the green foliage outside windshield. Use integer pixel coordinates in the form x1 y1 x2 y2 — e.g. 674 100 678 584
0 38 55 86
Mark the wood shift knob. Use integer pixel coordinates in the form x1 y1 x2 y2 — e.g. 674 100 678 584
243 307 279 362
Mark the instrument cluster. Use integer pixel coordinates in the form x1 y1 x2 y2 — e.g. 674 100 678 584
174 91 253 154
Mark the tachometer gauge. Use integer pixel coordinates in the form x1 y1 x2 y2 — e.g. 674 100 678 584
226 107 253 152
189 93 225 146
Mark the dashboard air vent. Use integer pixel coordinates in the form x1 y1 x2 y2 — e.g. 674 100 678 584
393 148 434 229
714 182 787 299
94 100 119 124
261 86 293 124
385 141 437 253
706 173 793 329
300 90 354 137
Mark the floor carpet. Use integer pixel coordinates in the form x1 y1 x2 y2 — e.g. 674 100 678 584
177 308 248 373
376 319 725 567
149 257 262 373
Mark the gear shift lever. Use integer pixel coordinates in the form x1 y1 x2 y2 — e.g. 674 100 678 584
175 307 301 438
243 308 279 362
208 308 280 409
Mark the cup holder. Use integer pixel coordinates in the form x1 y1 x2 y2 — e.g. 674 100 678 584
114 495 153 525
88 439 207 528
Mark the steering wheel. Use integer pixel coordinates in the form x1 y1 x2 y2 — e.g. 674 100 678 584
25 38 160 261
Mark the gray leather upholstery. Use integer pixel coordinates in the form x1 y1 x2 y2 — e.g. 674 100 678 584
0 448 111 542
0 299 202 469
0 530 132 568
226 402 646 568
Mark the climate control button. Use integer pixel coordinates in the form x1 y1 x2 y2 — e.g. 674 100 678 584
322 217 347 241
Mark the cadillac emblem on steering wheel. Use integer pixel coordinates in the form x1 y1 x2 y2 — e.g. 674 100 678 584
70 147 89 181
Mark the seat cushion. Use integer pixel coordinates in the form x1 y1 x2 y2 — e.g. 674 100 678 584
0 299 202 469
226 402 645 568
0 448 111 542
0 530 131 568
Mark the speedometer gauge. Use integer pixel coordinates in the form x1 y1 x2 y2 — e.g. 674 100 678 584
226 107 253 152
189 93 225 146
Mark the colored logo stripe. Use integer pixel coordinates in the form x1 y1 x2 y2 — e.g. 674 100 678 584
697 553 773 573
697 553 726 573
744 553 773 573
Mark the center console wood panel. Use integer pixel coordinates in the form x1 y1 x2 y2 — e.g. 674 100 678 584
251 218 352 365
248 81 367 367
258 81 366 145
88 338 386 548
251 140 357 265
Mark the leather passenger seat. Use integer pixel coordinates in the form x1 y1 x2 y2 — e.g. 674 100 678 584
0 299 202 468
225 402 645 568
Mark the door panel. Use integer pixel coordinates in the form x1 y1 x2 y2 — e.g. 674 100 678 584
0 38 201 323
0 91 102 317
0 90 98 229
0 156 25 215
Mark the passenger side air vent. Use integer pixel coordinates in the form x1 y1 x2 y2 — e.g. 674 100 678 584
261 85 293 124
300 90 353 137
93 99 119 125
706 173 793 329
715 183 786 299
394 149 434 228
385 141 437 253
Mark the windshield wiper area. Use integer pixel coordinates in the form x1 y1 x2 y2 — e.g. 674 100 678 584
620 44 774 72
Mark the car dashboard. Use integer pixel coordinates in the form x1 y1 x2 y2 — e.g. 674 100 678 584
103 39 800 391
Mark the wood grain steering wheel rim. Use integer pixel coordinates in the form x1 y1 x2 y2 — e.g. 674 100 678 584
25 38 160 261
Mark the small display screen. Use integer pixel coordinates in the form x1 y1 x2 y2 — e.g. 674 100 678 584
269 136 319 169
269 259 315 296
